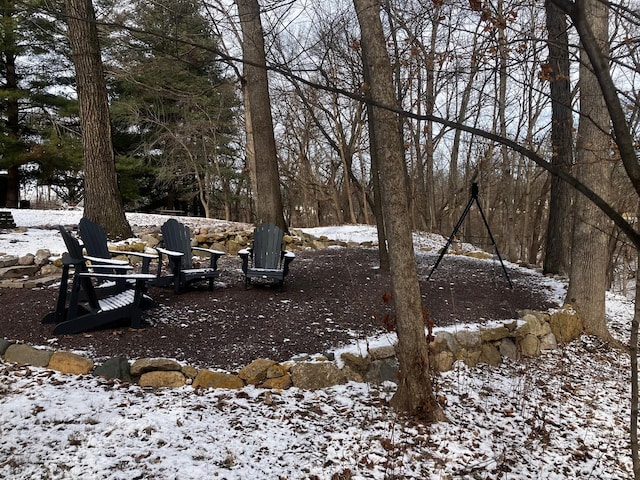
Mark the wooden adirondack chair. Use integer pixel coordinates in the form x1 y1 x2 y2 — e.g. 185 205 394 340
78 217 157 275
238 223 295 288
42 226 156 335
155 218 224 294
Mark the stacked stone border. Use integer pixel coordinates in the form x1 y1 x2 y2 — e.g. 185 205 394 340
1 224 581 390
0 305 581 391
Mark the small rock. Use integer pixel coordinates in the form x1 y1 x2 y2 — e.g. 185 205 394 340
35 249 51 266
18 254 35 266
48 351 94 375
519 334 540 357
4 344 53 367
94 357 132 382
238 358 277 385
499 338 518 360
139 371 186 388
260 374 292 389
130 358 182 376
340 352 370 375
479 343 502 366
290 362 347 390
192 370 244 389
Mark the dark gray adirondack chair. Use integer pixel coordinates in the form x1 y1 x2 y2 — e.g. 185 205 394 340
79 217 157 275
42 226 155 335
156 218 224 294
238 223 295 288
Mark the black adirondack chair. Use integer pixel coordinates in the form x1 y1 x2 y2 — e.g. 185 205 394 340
155 218 224 294
78 217 157 275
42 226 156 335
238 223 295 288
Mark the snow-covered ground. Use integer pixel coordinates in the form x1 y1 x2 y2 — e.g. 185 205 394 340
0 209 634 479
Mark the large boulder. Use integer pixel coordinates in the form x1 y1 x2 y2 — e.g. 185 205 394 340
550 306 583 344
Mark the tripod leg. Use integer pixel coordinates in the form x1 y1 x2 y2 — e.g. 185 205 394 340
474 199 513 289
427 196 475 281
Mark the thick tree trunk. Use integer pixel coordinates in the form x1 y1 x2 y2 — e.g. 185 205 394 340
543 0 573 276
236 0 286 231
354 0 440 420
565 0 612 341
64 0 131 238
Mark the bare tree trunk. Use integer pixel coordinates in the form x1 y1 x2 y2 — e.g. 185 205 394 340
236 0 286 231
64 0 131 238
565 0 612 342
543 0 573 276
354 0 440 420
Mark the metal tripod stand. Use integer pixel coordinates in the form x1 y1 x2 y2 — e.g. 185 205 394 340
427 182 513 288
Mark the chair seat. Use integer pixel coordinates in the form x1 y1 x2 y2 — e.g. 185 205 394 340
98 290 137 312
246 267 286 279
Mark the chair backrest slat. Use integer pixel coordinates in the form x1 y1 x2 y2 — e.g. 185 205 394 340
253 223 284 269
79 218 111 259
161 218 193 269
58 225 100 309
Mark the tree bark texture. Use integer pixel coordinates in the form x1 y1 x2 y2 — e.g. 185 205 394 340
543 0 573 276
354 0 440 420
64 0 131 238
565 0 612 341
236 0 286 231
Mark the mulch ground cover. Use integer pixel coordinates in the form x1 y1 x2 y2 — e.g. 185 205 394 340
0 247 559 371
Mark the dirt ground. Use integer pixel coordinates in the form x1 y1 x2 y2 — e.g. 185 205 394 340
0 247 559 371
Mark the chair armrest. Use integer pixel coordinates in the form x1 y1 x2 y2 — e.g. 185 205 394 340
88 263 134 272
193 247 224 270
284 251 296 259
78 272 156 280
156 247 185 258
193 246 225 256
84 255 129 266
108 249 158 259
238 248 251 256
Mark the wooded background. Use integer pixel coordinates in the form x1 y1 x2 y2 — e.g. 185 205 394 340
1 0 638 286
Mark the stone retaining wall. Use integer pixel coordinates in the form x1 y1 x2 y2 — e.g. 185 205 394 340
0 305 582 391
1 224 581 390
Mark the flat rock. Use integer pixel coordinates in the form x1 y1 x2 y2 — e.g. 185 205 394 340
192 370 244 389
130 358 182 376
4 344 53 367
0 265 39 278
139 370 186 388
